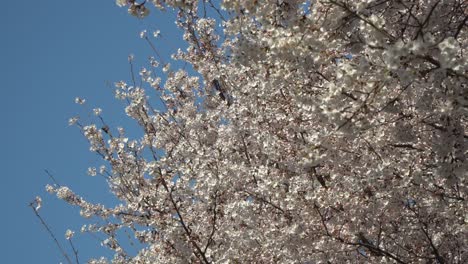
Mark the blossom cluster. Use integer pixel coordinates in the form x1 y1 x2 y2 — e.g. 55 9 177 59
47 0 467 263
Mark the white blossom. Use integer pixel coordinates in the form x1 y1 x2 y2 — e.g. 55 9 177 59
139 30 147 39
162 63 170 72
74 97 85 105
99 165 106 174
65 229 74 240
68 116 79 126
34 196 42 211
93 108 102 116
87 167 97 176
56 186 73 200
45 184 55 194
153 30 160 38
115 0 127 7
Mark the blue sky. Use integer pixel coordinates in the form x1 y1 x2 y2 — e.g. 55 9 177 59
0 0 183 262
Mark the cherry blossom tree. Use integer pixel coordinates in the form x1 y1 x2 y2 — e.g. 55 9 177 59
34 0 467 263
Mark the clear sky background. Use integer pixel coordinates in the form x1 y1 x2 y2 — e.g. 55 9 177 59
0 0 184 262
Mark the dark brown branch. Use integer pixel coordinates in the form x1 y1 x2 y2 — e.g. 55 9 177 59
314 203 331 236
415 0 441 39
454 14 468 39
203 192 218 254
328 0 396 41
409 207 446 264
355 239 407 264
244 191 285 214
158 168 210 264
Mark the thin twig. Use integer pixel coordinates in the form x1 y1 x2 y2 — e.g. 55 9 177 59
68 238 80 264
45 169 61 186
29 204 73 264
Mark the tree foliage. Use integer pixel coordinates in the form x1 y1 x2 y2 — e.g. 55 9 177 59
37 0 468 263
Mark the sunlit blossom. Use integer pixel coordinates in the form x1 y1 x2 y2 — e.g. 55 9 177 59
74 97 85 105
65 229 74 240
